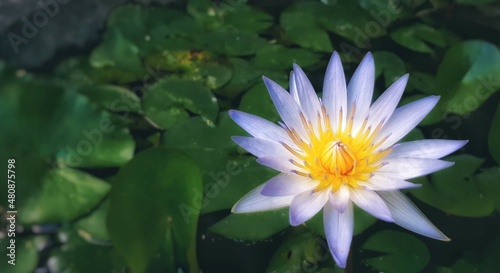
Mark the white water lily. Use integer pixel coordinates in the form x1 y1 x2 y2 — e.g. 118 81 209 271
229 51 466 268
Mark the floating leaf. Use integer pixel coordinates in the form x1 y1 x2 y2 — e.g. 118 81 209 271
0 236 48 273
239 82 281 123
435 40 500 115
197 28 267 56
362 230 429 273
210 209 289 241
218 58 261 98
373 51 406 86
0 80 131 224
107 148 202 273
251 45 322 71
77 84 142 114
391 23 447 53
266 231 339 273
223 5 274 33
142 78 219 129
411 155 495 217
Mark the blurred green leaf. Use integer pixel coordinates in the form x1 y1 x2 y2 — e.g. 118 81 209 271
0 81 132 224
107 148 202 273
142 78 219 129
251 45 322 71
75 199 111 243
48 229 124 273
455 0 497 5
194 63 233 90
411 154 496 217
210 209 289 240
77 84 142 113
197 28 267 56
362 230 430 273
373 51 406 86
488 102 500 165
266 231 339 273
239 82 281 123
218 58 261 98
475 167 500 212
435 40 500 115
90 28 145 77
391 23 447 53
223 5 274 33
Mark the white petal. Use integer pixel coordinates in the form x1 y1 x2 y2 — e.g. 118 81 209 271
263 77 308 139
375 158 454 180
232 184 294 213
347 52 374 127
349 188 393 222
365 74 408 130
375 96 439 150
378 191 449 241
330 184 350 213
293 64 322 123
228 110 290 143
359 174 421 191
323 51 347 132
261 174 318 196
256 156 304 174
389 139 468 159
324 200 354 268
232 136 290 158
289 189 329 226
289 72 300 105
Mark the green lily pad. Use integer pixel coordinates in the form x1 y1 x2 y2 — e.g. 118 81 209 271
75 199 111 244
210 209 289 241
223 5 274 33
251 45 322 71
373 51 406 87
217 58 261 98
0 80 130 224
488 102 500 165
435 40 500 116
48 229 125 273
391 23 447 53
411 154 496 217
76 84 142 114
266 231 340 273
142 78 219 129
107 148 202 273
239 82 281 123
362 230 429 273
197 28 267 56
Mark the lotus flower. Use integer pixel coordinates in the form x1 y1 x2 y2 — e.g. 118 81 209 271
228 51 466 267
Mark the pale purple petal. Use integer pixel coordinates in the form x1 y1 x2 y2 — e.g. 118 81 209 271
375 158 454 180
289 189 329 226
359 174 421 191
347 52 374 125
263 77 308 139
389 139 468 159
293 64 322 123
375 96 439 150
324 200 353 268
349 188 393 222
289 72 300 105
232 136 291 158
256 156 304 174
261 174 318 196
228 110 291 143
232 184 294 213
323 51 347 132
378 191 450 241
330 184 350 213
365 74 408 131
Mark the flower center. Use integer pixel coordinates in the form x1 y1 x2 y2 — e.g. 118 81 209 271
282 105 391 192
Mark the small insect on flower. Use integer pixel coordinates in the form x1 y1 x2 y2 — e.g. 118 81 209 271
228 51 467 268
